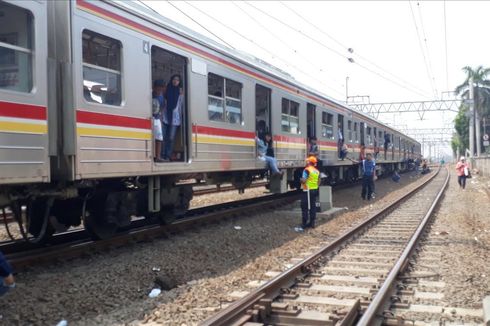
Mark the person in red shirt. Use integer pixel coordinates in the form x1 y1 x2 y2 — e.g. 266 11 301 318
455 156 470 189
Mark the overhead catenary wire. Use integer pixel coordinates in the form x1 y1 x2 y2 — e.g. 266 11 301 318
179 1 345 98
165 1 235 49
443 0 449 91
279 1 433 100
416 1 439 98
245 1 431 100
230 1 345 93
409 1 438 99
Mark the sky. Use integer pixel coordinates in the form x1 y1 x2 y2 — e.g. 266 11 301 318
143 1 490 158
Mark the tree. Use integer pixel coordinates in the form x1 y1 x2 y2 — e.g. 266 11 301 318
454 66 490 154
451 105 469 155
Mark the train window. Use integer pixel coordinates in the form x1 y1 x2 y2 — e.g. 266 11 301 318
347 120 353 142
207 73 242 124
281 98 299 134
82 30 122 106
321 112 333 139
0 2 33 93
366 126 372 145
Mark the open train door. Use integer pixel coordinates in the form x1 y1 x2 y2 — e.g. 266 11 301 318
255 84 271 140
150 46 188 163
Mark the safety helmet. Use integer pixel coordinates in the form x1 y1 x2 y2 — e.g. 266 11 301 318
306 156 317 164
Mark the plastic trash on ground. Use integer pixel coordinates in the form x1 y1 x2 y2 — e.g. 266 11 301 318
152 267 161 272
56 320 68 326
234 226 242 230
149 288 161 298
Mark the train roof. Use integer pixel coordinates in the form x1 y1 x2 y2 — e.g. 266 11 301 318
108 0 419 145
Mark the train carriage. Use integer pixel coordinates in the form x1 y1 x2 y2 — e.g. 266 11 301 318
0 0 421 242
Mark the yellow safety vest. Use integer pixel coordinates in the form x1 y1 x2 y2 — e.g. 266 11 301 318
303 166 319 190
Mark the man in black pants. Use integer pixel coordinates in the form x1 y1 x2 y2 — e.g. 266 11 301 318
361 153 376 200
295 156 320 232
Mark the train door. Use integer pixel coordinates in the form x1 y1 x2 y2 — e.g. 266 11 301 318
306 103 316 139
391 133 395 160
151 46 188 162
337 114 344 157
255 84 271 137
373 127 378 154
360 122 365 146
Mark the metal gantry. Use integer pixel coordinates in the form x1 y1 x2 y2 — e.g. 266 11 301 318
349 99 461 119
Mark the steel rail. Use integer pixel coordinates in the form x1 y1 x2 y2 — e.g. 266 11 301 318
6 191 301 271
357 166 450 326
200 168 442 326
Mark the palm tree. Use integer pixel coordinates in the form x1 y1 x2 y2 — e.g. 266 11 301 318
455 66 490 154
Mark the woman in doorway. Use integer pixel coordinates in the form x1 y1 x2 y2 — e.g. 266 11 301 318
162 74 184 161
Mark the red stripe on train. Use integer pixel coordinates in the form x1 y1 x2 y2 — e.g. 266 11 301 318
192 125 254 139
0 101 46 120
76 110 151 129
273 135 306 144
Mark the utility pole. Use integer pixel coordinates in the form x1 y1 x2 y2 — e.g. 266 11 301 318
475 92 482 157
469 76 475 157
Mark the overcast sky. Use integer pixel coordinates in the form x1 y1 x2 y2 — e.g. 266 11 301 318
143 1 489 158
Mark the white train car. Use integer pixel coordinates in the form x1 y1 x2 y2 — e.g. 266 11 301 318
0 0 421 242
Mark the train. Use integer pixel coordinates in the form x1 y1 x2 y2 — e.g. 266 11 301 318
0 0 421 243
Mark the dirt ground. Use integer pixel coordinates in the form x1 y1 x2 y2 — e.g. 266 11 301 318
0 170 428 325
427 169 490 308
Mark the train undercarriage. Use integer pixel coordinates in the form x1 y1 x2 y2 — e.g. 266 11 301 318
0 161 407 244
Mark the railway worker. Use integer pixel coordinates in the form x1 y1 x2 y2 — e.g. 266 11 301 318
0 251 15 296
162 74 184 161
295 156 320 232
256 133 283 176
152 79 166 162
455 156 470 189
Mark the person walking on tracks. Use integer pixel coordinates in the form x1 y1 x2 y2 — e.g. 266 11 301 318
455 156 470 189
360 153 376 200
295 156 320 232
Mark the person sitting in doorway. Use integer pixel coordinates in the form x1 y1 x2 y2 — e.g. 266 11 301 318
162 74 184 161
256 132 283 176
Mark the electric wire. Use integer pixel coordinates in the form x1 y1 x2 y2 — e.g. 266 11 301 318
246 1 431 99
279 1 433 99
181 1 345 97
409 1 438 99
230 1 345 94
165 1 235 49
443 0 449 90
416 2 439 98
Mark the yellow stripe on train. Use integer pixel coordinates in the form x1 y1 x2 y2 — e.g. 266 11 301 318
0 121 47 134
77 127 151 140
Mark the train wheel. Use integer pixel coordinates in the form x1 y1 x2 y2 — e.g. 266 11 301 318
83 210 117 240
157 206 176 225
13 198 55 244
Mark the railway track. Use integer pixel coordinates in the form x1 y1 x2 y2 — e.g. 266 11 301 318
199 167 479 326
4 191 300 271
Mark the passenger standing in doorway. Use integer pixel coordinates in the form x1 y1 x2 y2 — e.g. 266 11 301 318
455 156 470 189
162 74 184 161
384 133 390 159
152 79 166 162
295 156 320 232
337 122 344 159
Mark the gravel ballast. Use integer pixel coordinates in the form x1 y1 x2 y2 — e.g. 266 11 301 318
0 171 447 325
